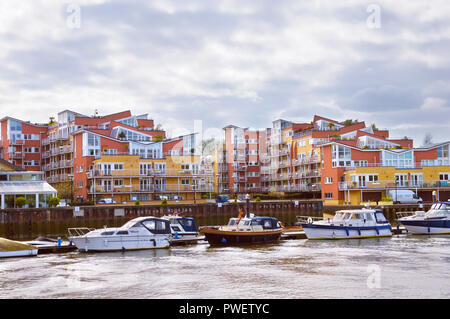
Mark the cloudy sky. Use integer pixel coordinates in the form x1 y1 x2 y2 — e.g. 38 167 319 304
1 1 449 145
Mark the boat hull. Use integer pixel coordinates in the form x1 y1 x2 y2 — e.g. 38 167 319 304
301 224 392 240
399 219 450 235
201 228 282 246
0 249 38 258
69 235 170 252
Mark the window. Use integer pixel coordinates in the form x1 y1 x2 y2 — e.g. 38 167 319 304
113 163 124 170
440 173 450 181
142 220 155 230
325 177 333 184
325 193 333 198
114 180 124 186
332 145 351 167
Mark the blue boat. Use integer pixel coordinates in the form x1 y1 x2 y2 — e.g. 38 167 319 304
397 202 450 235
301 209 392 240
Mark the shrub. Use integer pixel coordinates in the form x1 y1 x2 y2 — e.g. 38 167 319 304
135 200 140 206
255 197 262 202
161 198 168 205
15 197 27 208
49 197 60 207
381 197 392 202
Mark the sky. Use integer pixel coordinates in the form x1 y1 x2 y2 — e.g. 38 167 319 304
0 0 449 146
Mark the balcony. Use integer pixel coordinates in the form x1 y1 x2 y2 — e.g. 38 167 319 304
8 151 24 159
88 184 215 194
46 174 73 183
9 140 24 146
87 168 214 179
292 156 321 166
338 180 450 191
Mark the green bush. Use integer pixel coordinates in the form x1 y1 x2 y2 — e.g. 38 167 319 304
49 197 60 207
15 197 27 208
255 197 262 202
161 198 168 205
135 200 140 206
381 197 392 202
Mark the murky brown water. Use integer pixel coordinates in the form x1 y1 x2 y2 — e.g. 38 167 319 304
1 234 449 299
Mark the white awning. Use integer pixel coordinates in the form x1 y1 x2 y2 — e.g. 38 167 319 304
0 181 57 195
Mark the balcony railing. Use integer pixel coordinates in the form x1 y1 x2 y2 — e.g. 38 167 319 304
262 184 321 192
338 180 450 191
8 151 24 159
89 184 215 194
292 156 321 166
46 174 73 183
87 168 214 179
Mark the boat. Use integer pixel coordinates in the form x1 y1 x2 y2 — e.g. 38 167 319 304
23 237 77 254
68 217 171 252
161 210 200 239
300 209 392 240
200 209 283 246
0 237 38 258
396 202 450 235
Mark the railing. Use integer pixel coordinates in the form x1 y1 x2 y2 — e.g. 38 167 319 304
46 174 73 183
89 184 215 194
87 168 214 178
263 184 321 192
8 151 24 159
292 156 321 166
342 162 450 170
338 180 450 191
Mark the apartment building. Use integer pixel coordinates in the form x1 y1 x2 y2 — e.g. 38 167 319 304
2 109 213 203
218 125 267 194
322 140 450 205
0 117 48 170
87 153 214 202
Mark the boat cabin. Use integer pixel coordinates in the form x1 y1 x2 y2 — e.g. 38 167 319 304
332 209 388 225
426 202 450 218
166 216 198 233
227 217 281 230
119 217 171 235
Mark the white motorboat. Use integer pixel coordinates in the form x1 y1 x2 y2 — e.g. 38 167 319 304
0 237 38 258
301 209 392 240
397 202 450 235
68 217 171 252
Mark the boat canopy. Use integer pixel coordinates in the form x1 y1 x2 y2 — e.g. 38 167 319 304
172 217 198 232
333 209 387 223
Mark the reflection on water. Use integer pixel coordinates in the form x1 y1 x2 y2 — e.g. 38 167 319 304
0 235 449 299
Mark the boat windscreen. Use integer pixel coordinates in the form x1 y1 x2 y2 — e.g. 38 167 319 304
178 218 198 232
375 212 388 223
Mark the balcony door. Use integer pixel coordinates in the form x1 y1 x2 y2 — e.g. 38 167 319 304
395 174 408 187
104 164 112 176
358 175 367 188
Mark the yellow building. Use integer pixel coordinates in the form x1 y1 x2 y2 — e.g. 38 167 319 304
340 165 450 205
87 155 214 203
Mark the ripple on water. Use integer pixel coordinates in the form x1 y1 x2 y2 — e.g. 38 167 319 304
0 236 449 299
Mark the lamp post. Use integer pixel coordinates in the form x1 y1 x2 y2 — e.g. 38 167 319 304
245 193 250 218
192 175 197 205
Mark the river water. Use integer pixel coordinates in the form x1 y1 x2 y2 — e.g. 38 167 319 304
0 234 449 299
